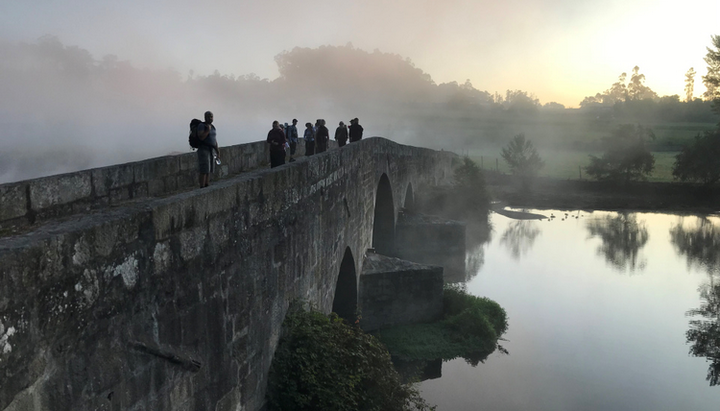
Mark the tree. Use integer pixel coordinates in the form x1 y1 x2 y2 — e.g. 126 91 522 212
672 129 720 185
627 66 658 101
503 90 540 112
501 134 544 180
585 125 655 182
579 68 660 108
701 34 720 118
702 35 720 107
685 67 696 102
451 157 490 215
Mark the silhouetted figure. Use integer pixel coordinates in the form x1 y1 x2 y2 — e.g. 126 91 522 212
267 120 287 168
197 111 219 188
316 119 329 153
286 119 299 162
349 118 363 143
335 121 348 147
303 122 315 156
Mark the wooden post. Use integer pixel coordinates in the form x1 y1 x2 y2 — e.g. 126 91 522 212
496 158 499 172
481 156 483 169
579 165 582 180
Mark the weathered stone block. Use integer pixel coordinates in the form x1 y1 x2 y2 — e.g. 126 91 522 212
131 183 148 199
0 182 27 221
92 164 134 197
178 153 196 172
109 187 130 203
148 178 165 196
29 171 92 210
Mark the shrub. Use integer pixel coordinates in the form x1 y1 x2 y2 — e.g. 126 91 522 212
672 129 720 185
267 304 434 411
585 124 655 182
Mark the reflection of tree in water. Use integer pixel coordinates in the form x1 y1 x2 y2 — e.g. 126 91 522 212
687 280 720 386
670 217 720 275
500 220 540 260
671 217 720 385
465 216 492 282
585 213 648 272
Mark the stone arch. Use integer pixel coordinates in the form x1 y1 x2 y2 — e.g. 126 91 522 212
404 182 415 211
332 247 357 321
373 173 395 255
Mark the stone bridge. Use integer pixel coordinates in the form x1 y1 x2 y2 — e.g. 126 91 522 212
0 138 457 411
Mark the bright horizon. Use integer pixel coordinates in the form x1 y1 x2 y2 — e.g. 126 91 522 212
2 0 718 108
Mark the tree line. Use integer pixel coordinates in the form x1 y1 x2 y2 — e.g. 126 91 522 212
500 35 720 185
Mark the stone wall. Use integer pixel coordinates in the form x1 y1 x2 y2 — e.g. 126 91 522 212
0 138 456 411
0 141 272 233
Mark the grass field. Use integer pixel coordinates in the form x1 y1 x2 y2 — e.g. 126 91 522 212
468 150 679 182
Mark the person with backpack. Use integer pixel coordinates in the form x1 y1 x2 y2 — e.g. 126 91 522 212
267 120 287 168
349 118 363 143
335 121 348 147
196 111 219 188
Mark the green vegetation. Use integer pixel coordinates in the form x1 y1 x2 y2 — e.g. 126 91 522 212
672 129 720 185
453 157 490 213
500 134 544 183
267 304 434 411
470 150 682 182
585 125 655 182
374 285 508 366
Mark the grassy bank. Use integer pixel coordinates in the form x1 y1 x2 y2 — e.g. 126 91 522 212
374 285 508 365
468 150 680 182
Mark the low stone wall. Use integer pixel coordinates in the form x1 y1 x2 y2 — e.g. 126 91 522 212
0 141 272 232
359 252 444 331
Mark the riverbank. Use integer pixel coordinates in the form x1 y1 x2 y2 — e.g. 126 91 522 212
486 171 720 214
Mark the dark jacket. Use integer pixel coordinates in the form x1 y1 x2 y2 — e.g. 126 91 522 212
316 126 329 147
267 128 287 152
349 123 363 142
335 126 348 142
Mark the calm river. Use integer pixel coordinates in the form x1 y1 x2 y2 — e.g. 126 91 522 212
420 209 720 411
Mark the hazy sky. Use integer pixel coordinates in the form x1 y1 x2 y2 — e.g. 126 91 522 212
3 0 718 107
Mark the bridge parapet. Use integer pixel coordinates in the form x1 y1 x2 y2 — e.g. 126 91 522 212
0 141 272 234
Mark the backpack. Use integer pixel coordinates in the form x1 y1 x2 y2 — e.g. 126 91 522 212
189 119 202 149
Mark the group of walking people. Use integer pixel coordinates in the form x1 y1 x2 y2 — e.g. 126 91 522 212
267 118 364 168
195 111 364 187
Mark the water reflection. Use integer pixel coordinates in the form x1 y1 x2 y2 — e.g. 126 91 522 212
421 210 720 410
670 217 720 275
671 217 720 386
586 213 648 272
464 218 492 282
687 280 720 386
499 220 540 260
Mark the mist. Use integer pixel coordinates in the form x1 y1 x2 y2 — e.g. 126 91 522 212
0 37 717 184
